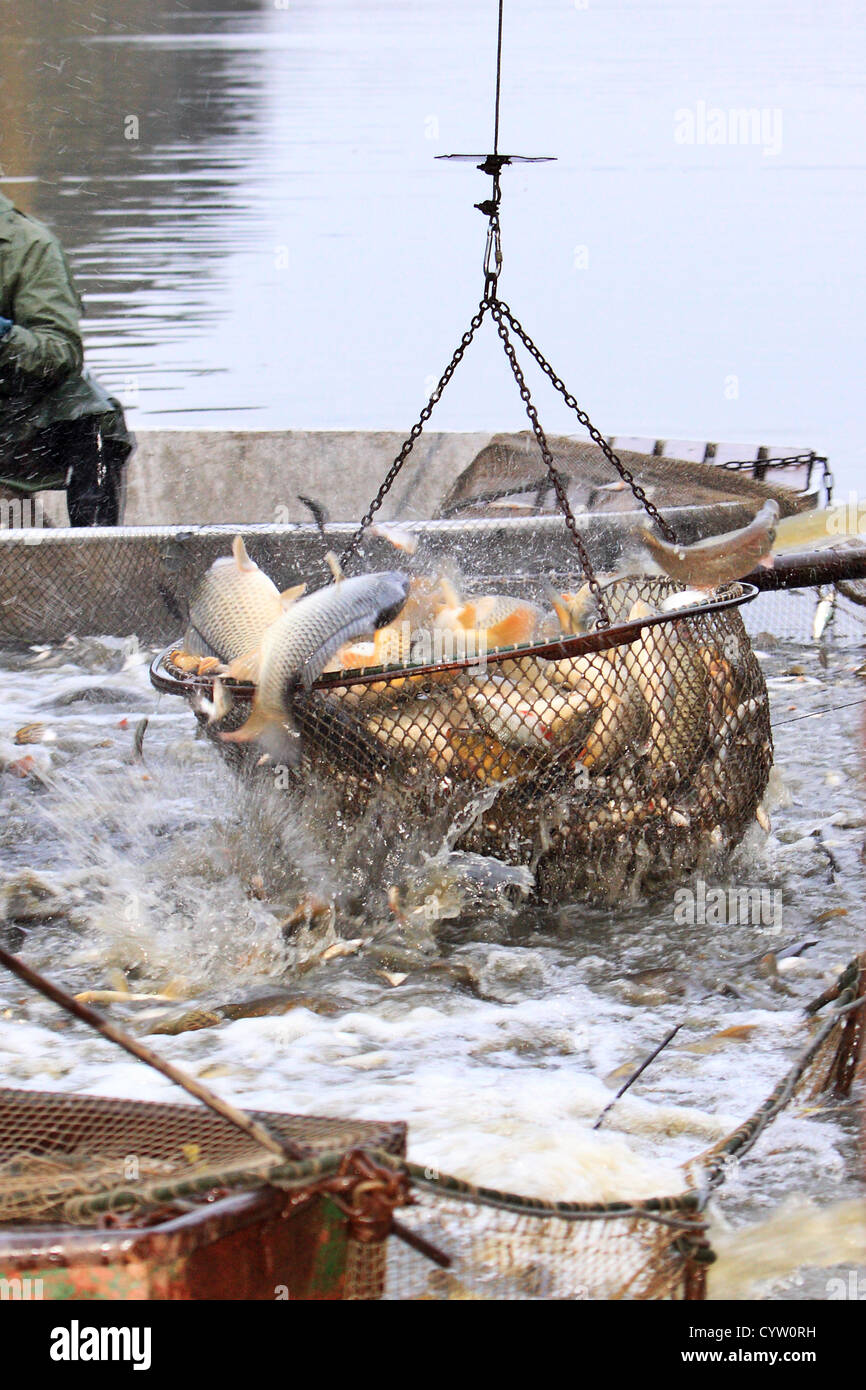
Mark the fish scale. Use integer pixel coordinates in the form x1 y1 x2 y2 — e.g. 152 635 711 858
223 572 411 762
184 535 285 662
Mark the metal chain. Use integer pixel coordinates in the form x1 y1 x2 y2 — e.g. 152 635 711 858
496 300 679 544
489 301 611 626
340 301 490 568
721 451 818 472
721 451 833 503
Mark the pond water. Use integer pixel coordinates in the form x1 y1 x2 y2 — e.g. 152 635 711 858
0 0 863 496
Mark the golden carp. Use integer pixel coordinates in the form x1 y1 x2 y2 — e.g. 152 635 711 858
639 499 779 587
221 572 410 761
446 730 535 783
546 582 596 636
433 580 543 653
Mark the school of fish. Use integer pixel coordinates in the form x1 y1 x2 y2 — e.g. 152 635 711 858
166 515 770 844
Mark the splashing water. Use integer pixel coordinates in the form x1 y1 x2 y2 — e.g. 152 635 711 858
0 633 864 1293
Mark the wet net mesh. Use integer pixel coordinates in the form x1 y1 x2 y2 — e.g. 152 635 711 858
0 957 861 1300
380 961 865 1301
155 575 772 902
0 1090 405 1227
436 434 816 520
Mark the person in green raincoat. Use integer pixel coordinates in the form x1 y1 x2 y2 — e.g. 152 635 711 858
0 189 132 524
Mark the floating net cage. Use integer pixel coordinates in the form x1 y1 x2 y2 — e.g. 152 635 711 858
153 573 771 903
0 958 862 1300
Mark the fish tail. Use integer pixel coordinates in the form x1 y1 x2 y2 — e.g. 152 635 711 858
280 582 306 607
221 704 302 766
223 647 263 683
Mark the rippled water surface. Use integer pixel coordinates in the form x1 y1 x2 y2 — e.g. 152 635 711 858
0 0 864 492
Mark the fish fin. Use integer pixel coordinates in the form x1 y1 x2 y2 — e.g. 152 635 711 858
546 588 573 634
182 624 221 660
486 607 538 649
232 535 257 572
209 678 233 724
639 527 667 559
220 703 302 765
280 582 306 607
457 602 477 630
324 550 344 583
439 578 461 609
299 611 397 689
223 648 262 683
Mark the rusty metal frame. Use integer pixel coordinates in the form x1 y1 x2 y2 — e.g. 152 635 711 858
149 581 760 701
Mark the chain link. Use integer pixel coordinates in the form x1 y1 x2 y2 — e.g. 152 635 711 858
489 302 611 626
721 451 832 502
339 302 490 568
496 301 679 545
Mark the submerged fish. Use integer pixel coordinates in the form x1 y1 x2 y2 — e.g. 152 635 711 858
222 572 411 762
183 535 302 664
640 500 779 587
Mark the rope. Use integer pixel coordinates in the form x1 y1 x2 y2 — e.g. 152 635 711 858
493 0 504 156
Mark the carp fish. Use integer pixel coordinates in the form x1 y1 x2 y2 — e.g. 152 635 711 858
639 500 779 588
222 571 411 762
183 535 303 665
432 580 543 654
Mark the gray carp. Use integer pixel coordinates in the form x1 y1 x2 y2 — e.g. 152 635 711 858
222 572 410 762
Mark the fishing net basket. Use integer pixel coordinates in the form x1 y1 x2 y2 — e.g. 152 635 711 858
153 574 771 901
